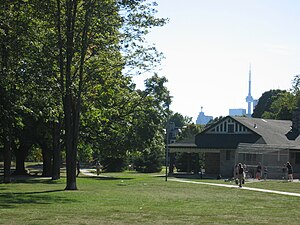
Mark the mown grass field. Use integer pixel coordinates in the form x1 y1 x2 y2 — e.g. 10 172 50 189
1 171 300 225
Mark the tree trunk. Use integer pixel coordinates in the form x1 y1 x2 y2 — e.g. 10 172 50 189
14 143 30 175
41 143 52 177
64 94 78 189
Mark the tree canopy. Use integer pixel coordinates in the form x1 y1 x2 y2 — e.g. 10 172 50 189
0 0 170 189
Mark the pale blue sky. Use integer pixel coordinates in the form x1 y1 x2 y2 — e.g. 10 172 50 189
135 0 300 121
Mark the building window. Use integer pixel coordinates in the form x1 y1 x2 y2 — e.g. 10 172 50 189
296 153 300 164
228 124 234 133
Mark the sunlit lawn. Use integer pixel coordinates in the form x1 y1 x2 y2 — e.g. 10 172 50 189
1 171 300 225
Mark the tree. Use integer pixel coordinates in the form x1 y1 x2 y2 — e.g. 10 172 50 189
0 0 33 182
0 0 167 185
252 89 287 118
263 92 296 120
170 112 192 128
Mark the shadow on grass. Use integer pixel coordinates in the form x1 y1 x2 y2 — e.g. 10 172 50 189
0 189 77 208
0 175 64 185
81 176 133 181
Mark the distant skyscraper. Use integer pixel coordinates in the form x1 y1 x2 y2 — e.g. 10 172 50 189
245 64 254 117
196 107 213 125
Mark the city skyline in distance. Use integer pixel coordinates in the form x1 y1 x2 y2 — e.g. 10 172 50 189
135 0 300 122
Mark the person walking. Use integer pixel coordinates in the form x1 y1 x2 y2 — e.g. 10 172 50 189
237 163 245 187
96 161 101 176
263 166 268 180
286 162 293 182
256 162 262 180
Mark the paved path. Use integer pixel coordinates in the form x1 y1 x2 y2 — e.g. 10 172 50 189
169 178 300 197
80 168 97 177
80 168 110 178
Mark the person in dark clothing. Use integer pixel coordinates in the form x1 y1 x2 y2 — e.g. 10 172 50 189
286 162 293 182
237 163 245 187
256 162 262 180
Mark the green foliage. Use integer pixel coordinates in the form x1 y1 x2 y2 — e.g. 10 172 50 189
133 131 164 173
170 112 192 128
253 89 296 120
102 156 128 172
0 0 170 180
252 89 287 118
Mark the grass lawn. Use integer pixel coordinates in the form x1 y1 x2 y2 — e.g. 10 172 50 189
1 171 300 225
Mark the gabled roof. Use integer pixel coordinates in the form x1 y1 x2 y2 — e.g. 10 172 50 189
233 116 299 146
195 116 300 149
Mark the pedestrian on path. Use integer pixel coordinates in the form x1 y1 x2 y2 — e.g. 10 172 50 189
96 161 102 176
263 166 268 180
256 162 262 180
286 162 293 182
237 163 245 187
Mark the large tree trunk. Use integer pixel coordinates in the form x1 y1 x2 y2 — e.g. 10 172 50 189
41 142 52 177
14 142 32 175
64 94 78 190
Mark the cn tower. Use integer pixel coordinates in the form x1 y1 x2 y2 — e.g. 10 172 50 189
245 65 253 117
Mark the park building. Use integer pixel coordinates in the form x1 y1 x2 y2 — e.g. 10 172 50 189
168 109 300 179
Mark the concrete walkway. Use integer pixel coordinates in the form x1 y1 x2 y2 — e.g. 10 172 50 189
80 168 97 177
80 168 110 178
169 178 300 197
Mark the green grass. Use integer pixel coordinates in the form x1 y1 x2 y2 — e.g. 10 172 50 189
1 172 300 225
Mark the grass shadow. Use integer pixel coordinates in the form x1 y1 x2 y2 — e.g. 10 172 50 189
81 176 133 181
0 189 77 208
0 177 64 185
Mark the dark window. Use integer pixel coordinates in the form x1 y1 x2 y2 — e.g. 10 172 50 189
228 124 234 133
296 153 300 164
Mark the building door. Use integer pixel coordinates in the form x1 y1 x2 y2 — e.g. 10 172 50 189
205 153 220 175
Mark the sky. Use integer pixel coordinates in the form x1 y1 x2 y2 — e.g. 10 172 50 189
133 0 300 122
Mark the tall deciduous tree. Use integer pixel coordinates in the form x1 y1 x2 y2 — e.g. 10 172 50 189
0 0 32 182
